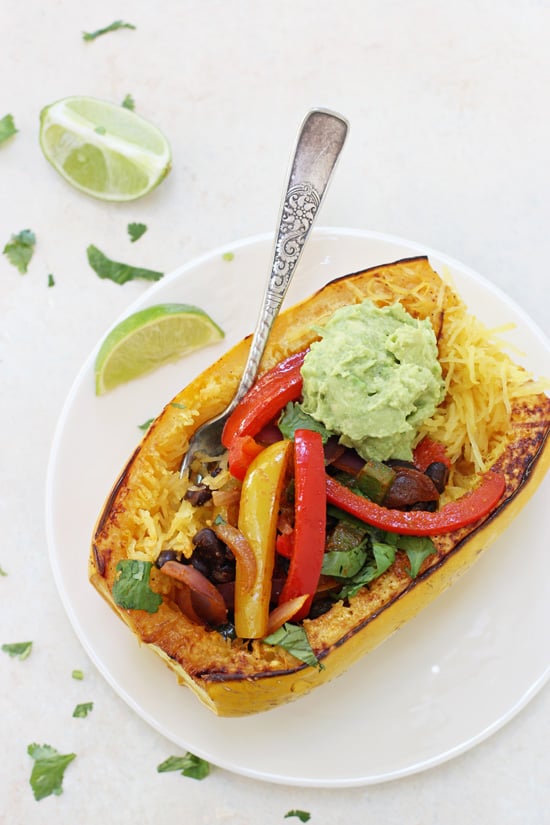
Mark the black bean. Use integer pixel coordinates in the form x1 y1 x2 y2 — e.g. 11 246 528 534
308 597 334 619
217 622 237 641
385 459 417 470
191 528 236 584
425 461 449 493
184 485 212 506
156 549 180 568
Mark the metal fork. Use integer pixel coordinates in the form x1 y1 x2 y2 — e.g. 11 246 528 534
180 108 348 476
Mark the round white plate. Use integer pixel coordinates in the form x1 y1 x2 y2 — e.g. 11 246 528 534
46 228 550 788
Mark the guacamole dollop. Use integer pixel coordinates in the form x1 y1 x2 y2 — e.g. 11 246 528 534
300 300 445 461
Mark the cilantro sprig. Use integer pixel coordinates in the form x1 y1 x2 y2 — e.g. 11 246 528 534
263 623 322 669
3 229 36 274
285 812 311 823
82 20 136 41
157 753 210 780
27 744 76 801
87 245 163 285
0 114 17 145
278 402 331 443
127 222 147 243
73 702 93 718
112 560 162 613
2 641 32 660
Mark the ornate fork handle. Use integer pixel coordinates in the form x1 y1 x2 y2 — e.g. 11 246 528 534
180 109 347 475
232 110 348 408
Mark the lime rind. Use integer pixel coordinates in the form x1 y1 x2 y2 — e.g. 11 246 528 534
39 96 171 202
94 304 225 395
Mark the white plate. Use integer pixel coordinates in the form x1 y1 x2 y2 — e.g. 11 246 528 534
46 227 550 788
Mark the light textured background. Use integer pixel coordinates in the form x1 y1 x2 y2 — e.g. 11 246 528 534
1 1 549 822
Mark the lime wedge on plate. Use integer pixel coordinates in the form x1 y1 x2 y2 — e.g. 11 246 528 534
94 304 224 395
39 96 171 201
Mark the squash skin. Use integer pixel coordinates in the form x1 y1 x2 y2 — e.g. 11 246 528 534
89 256 550 716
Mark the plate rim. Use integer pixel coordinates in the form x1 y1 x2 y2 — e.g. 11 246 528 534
45 225 550 788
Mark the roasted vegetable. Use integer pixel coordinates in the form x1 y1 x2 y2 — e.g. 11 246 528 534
90 257 550 716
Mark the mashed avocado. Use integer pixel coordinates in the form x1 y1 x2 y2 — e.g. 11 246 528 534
300 300 445 461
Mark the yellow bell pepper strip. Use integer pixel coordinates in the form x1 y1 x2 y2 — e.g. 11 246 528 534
325 470 506 536
278 430 327 620
235 439 292 638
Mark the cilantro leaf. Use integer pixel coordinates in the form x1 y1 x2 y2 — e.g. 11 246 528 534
336 541 396 599
121 94 135 110
2 641 32 660
112 560 162 613
285 812 311 823
0 564 7 576
71 669 84 680
47 273 55 287
82 20 136 41
27 743 76 801
321 544 367 578
73 702 93 718
222 251 234 261
157 753 210 780
138 417 154 432
3 229 36 274
395 535 436 578
87 245 163 285
263 623 322 670
127 222 147 243
0 114 17 145
278 402 332 442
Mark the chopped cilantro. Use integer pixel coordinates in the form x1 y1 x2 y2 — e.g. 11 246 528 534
0 564 7 576
222 251 234 262
27 744 76 801
71 669 84 680
94 125 106 135
128 222 147 243
138 417 154 432
73 702 93 718
112 560 162 613
3 229 36 274
0 114 17 145
321 544 368 578
263 623 322 670
170 402 186 409
2 641 32 660
285 812 311 823
82 20 136 41
121 94 135 110
157 753 210 780
87 245 163 285
395 535 435 578
278 402 331 443
47 273 55 287
335 541 396 600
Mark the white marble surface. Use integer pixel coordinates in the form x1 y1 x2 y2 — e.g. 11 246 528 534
1 1 549 822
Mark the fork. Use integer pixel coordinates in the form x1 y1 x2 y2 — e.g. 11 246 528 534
180 108 348 476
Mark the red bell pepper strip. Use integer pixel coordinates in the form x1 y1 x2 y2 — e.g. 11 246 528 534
326 470 506 536
222 350 307 449
278 429 327 619
227 435 264 482
413 436 451 471
276 531 294 559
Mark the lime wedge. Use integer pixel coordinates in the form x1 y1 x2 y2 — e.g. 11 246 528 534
39 96 171 202
94 304 224 395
